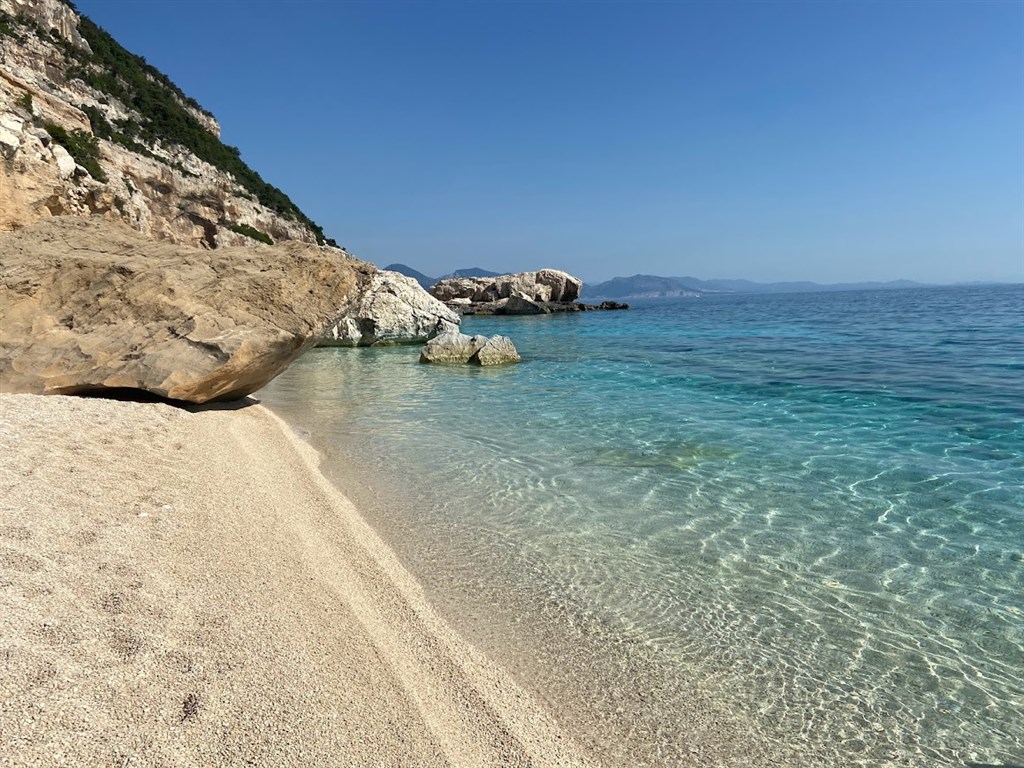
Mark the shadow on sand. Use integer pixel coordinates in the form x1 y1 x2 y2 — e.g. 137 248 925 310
77 388 260 412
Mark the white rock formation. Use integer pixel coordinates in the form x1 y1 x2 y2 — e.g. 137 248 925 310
321 271 460 346
419 332 521 366
430 269 582 305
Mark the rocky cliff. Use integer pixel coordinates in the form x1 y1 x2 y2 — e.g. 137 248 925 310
0 0 463 403
0 0 335 250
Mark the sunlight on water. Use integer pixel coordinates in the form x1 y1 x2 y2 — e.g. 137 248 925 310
261 285 1024 767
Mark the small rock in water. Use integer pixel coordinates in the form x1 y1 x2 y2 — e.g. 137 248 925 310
419 331 521 366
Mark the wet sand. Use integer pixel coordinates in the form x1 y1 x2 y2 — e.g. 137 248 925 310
0 392 594 767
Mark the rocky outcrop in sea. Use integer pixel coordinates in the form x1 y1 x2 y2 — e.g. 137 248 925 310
320 271 460 347
429 269 627 315
419 332 521 366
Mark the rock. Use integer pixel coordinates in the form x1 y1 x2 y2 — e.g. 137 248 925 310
51 144 76 178
430 268 583 307
418 332 486 364
598 301 630 310
0 2 327 248
477 297 509 314
503 293 549 315
474 335 521 365
0 112 24 133
418 331 520 366
320 270 460 346
535 268 581 302
0 216 374 403
430 277 492 303
0 125 19 150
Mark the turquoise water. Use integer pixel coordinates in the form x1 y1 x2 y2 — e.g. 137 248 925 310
260 284 1024 767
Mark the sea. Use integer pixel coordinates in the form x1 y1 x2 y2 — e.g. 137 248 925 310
259 283 1024 767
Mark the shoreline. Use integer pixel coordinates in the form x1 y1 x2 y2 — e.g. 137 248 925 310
256 353 791 768
0 392 593 767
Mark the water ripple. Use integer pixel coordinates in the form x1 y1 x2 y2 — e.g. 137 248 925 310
261 284 1024 767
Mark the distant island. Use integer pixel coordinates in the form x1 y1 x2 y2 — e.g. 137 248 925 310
584 275 701 298
383 266 934 298
583 275 928 298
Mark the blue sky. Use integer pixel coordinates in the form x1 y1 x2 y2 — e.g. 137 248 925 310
76 0 1023 284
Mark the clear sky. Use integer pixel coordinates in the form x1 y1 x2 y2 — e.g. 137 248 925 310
75 0 1023 284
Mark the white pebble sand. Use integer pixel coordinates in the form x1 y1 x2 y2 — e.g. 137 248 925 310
0 393 594 767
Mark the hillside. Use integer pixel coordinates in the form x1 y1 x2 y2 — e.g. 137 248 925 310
0 0 337 249
585 274 701 299
674 277 925 294
382 265 506 290
384 263 435 290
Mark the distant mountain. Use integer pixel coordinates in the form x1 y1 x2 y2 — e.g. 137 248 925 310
381 265 507 289
383 263 435 290
584 275 702 299
673 277 926 294
440 268 504 280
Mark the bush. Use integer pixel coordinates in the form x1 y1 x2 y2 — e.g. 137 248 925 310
228 223 273 245
43 121 107 182
59 9 336 245
0 10 20 39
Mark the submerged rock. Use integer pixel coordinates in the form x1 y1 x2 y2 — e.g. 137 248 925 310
418 331 521 366
0 216 373 403
320 270 459 346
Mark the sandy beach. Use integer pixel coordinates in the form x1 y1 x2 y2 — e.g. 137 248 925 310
0 392 594 767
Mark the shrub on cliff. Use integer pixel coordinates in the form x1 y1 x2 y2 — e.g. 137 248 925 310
40 1 338 247
228 223 274 246
42 122 107 182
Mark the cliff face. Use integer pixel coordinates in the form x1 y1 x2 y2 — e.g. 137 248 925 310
0 0 336 250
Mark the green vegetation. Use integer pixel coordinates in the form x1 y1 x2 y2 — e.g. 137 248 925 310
43 121 107 182
0 11 16 38
228 223 274 245
17 92 33 113
44 2 337 246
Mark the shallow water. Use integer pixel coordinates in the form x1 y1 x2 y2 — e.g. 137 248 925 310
260 284 1024 767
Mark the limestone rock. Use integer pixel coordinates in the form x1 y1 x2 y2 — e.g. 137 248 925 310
419 332 486 364
474 335 522 365
430 269 583 307
430 277 492 303
503 293 549 315
0 1 325 248
418 332 520 366
51 143 76 178
0 216 374 402
321 270 460 346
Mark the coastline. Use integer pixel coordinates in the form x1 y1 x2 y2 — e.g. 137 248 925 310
0 392 593 767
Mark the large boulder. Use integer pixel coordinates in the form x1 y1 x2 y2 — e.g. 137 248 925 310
429 269 582 306
503 293 549 315
320 270 460 346
418 332 521 366
429 277 493 303
0 216 374 402
474 335 521 365
535 268 581 302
